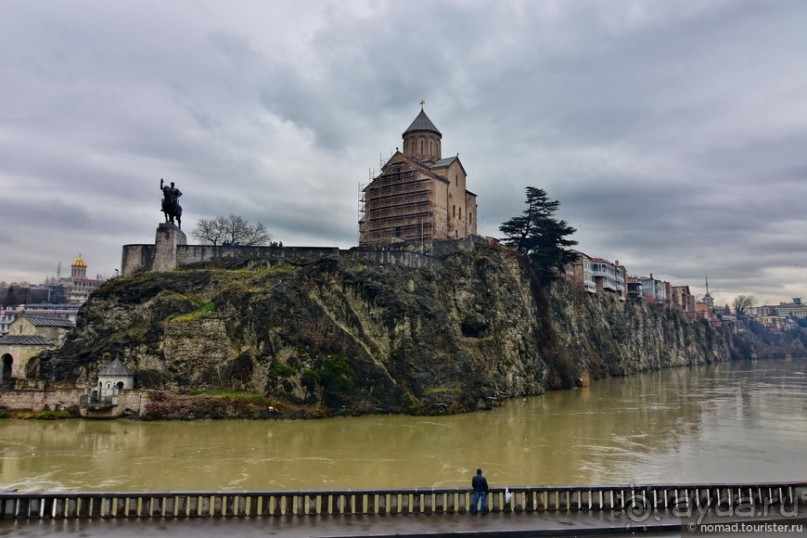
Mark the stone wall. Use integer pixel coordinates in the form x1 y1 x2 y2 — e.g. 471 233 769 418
80 391 151 418
121 226 446 275
0 388 83 412
0 387 151 416
177 245 340 267
121 244 156 275
341 249 442 269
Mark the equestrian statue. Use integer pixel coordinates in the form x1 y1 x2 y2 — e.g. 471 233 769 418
160 178 183 228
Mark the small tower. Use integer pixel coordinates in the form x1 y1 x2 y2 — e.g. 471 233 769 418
71 255 87 280
402 100 442 161
702 276 715 309
97 358 135 398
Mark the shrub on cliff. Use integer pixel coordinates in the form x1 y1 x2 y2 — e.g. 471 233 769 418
301 354 354 409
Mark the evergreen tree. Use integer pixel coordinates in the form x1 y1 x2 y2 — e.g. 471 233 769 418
499 187 578 284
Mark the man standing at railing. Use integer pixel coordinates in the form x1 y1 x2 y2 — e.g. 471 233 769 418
470 468 489 515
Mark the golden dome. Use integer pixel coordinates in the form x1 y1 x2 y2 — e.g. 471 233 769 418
72 255 87 268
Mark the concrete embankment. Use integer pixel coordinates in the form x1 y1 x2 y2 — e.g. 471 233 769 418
2 482 805 537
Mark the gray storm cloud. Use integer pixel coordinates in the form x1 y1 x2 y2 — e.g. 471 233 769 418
0 0 805 307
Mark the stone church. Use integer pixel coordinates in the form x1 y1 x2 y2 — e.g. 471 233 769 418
359 106 477 246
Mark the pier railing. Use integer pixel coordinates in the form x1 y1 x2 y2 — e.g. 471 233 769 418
1 482 804 519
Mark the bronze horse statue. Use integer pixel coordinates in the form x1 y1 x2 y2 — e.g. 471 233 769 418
160 178 182 228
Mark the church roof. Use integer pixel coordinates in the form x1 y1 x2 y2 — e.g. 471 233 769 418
403 109 442 138
0 335 52 345
19 313 75 328
98 358 135 377
433 156 458 168
72 256 87 267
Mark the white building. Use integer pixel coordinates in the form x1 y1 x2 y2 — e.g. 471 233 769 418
97 359 136 398
638 275 669 303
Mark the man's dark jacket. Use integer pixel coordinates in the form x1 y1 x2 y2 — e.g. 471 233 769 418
472 474 489 492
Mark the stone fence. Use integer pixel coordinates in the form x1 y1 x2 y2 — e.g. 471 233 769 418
1 482 804 519
0 388 84 413
121 225 494 276
0 388 150 417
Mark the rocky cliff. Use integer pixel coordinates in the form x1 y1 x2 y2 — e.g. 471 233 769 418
53 241 783 417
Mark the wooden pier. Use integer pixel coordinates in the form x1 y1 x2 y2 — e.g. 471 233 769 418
1 482 804 520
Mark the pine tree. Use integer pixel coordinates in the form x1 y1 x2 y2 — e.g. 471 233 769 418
499 187 578 284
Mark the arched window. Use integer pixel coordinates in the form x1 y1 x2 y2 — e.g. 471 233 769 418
459 206 462 219
452 205 456 218
1 354 12 383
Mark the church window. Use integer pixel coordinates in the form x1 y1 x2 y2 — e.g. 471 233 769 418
452 205 456 218
459 206 462 219
455 175 458 186
420 139 424 154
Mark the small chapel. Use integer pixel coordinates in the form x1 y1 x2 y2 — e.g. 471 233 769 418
359 104 478 246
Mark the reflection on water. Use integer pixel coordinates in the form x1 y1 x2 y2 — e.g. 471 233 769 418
1 359 804 492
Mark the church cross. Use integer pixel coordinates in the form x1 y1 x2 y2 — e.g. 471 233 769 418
419 99 425 110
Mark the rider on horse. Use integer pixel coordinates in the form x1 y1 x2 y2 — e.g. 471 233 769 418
160 178 183 227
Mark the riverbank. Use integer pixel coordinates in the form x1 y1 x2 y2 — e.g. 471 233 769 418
0 388 325 420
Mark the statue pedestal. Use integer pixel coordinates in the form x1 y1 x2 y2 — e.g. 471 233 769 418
154 223 187 272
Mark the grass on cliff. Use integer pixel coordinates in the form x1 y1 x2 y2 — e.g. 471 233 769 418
186 388 264 399
170 300 216 322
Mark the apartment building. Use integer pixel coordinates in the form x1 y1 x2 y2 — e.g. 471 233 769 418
567 252 626 300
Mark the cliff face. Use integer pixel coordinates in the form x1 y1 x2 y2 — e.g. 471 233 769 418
550 285 732 378
54 242 743 415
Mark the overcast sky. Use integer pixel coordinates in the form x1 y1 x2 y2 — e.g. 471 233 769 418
1 0 805 307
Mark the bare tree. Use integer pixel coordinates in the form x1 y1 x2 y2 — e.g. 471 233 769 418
732 295 754 319
191 214 272 246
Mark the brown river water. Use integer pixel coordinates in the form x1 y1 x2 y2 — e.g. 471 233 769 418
1 358 805 493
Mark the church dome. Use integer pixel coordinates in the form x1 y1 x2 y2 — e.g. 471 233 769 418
403 109 442 138
72 256 87 268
